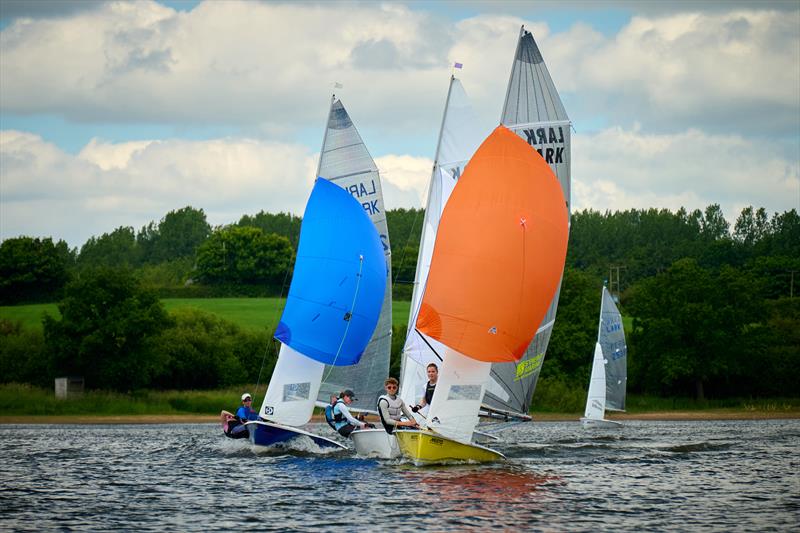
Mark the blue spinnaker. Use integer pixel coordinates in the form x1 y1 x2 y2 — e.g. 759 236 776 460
274 177 387 366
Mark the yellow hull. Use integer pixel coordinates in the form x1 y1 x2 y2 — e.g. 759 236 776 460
395 430 505 465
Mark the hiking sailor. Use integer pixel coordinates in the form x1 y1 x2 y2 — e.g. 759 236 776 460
377 377 418 434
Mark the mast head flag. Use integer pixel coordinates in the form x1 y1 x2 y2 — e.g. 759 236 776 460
416 125 569 363
274 177 386 366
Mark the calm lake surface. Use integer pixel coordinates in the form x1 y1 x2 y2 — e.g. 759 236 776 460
1 419 797 531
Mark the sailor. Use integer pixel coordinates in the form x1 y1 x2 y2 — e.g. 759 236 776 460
331 389 371 437
225 392 258 438
377 377 418 434
412 363 439 413
236 392 259 422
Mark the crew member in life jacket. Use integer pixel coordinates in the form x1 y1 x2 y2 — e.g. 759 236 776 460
223 392 259 439
411 363 438 414
377 377 418 434
331 389 372 437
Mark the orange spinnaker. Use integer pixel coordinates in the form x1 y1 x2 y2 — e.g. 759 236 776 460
416 125 568 363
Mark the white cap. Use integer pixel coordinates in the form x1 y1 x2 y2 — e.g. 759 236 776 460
241 393 252 401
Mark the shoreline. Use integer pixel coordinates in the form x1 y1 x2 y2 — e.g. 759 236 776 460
1 409 797 425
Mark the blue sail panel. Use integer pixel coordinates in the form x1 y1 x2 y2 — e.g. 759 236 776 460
275 177 387 366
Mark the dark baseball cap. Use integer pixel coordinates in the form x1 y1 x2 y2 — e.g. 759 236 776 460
340 389 357 400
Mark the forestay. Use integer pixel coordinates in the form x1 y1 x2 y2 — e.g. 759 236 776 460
484 27 572 418
314 98 393 413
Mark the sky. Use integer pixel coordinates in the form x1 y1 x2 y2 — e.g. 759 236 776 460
1 0 798 249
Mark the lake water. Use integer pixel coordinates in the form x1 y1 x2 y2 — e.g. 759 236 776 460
0 419 797 531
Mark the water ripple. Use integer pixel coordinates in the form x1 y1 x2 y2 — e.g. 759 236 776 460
0 419 797 531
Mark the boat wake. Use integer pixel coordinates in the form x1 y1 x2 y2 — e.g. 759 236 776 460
251 435 348 456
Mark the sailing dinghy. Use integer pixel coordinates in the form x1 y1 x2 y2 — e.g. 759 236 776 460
482 26 572 422
307 96 395 456
581 286 627 429
352 75 484 459
246 177 387 451
395 125 569 465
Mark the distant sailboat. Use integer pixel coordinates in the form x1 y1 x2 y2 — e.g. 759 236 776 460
314 96 393 415
246 177 387 450
581 286 627 429
482 26 572 421
395 125 569 465
353 75 484 458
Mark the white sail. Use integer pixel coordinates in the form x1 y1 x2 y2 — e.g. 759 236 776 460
483 26 571 418
583 343 606 420
315 97 392 413
260 344 325 426
399 77 483 415
423 338 492 444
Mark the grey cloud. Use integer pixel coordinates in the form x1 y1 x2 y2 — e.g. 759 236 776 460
0 0 105 20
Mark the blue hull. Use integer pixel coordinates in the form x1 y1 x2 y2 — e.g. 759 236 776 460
247 421 346 450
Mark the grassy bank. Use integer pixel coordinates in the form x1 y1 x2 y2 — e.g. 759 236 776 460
0 383 252 417
2 384 798 421
0 298 413 331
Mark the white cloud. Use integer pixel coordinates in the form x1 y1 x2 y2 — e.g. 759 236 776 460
572 126 800 220
556 9 800 133
375 154 432 210
1 2 798 247
0 132 319 247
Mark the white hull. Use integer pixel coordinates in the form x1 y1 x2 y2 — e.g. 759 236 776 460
351 428 400 459
580 417 623 429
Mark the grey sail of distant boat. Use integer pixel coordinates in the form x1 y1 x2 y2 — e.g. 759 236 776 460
581 286 626 428
314 97 392 413
599 287 627 411
482 26 571 418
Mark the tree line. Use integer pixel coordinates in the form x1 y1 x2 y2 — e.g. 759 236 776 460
1 204 797 400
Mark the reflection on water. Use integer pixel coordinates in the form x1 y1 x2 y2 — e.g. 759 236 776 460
0 419 797 531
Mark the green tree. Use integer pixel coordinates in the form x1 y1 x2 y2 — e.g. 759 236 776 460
154 308 271 389
78 226 138 268
43 267 172 391
0 236 74 304
138 206 211 263
628 258 760 399
195 226 293 285
238 211 302 247
543 267 602 386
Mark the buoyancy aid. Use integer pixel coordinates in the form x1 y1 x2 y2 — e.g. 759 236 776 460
377 394 404 434
324 404 336 429
332 399 348 430
424 381 436 405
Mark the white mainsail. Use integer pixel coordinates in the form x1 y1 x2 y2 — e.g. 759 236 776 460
398 77 483 416
483 26 572 418
583 343 606 421
315 97 393 413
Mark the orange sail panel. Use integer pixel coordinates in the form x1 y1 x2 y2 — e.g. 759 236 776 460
415 125 569 363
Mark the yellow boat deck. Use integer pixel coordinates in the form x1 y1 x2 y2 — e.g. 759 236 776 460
395 429 505 465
